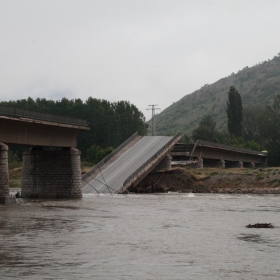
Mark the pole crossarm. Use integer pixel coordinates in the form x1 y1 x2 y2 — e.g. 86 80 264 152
146 104 160 136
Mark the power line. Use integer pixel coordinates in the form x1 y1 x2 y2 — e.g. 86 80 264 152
86 110 144 125
146 104 160 136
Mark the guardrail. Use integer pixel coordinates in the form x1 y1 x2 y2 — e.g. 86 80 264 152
195 140 267 156
0 105 88 126
121 132 181 192
82 132 139 182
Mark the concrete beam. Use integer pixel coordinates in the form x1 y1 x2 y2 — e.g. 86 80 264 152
192 146 266 164
0 118 79 147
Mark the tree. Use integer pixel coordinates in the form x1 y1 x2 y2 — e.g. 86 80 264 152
85 144 113 164
242 104 264 142
0 97 148 160
226 86 243 137
192 115 217 142
259 94 280 165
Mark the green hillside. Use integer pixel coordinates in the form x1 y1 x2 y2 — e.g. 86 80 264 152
155 53 280 135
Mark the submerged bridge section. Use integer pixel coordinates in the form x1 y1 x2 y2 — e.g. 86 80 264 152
83 133 181 194
171 140 267 168
0 105 89 203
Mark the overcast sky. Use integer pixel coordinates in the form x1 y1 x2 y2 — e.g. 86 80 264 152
1 0 280 120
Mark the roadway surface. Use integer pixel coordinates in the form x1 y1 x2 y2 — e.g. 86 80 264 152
82 136 173 194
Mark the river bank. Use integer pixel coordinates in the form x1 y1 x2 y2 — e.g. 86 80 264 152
8 166 280 194
129 167 280 194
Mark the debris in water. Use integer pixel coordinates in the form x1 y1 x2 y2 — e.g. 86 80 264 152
246 223 274 228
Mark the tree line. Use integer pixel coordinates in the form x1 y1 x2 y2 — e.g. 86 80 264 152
187 86 280 166
0 97 148 162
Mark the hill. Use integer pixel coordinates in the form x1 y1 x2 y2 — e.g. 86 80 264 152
154 53 280 136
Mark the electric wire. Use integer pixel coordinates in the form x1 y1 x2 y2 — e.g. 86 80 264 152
83 174 127 196
97 163 113 196
82 177 101 194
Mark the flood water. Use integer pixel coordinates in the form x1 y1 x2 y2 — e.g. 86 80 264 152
0 193 279 280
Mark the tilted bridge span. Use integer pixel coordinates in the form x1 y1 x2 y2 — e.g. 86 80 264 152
82 133 181 194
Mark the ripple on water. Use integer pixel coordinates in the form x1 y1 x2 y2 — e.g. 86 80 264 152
0 194 280 280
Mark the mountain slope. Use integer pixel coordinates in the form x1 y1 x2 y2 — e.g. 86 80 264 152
155 54 280 135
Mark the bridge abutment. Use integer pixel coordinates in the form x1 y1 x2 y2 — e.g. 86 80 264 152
22 147 82 199
0 143 15 204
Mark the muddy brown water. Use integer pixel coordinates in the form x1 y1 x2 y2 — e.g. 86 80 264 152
0 193 280 279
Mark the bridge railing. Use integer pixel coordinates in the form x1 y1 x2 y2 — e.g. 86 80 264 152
0 105 88 126
195 140 267 156
82 132 139 183
121 132 181 192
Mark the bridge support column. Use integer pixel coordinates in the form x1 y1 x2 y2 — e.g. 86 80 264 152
22 147 82 199
152 155 172 173
0 143 15 204
226 161 243 168
244 162 255 168
204 159 225 168
197 158 203 168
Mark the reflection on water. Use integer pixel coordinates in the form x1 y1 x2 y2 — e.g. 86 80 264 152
0 194 280 280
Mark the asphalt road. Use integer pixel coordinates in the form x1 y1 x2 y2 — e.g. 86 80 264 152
82 136 173 194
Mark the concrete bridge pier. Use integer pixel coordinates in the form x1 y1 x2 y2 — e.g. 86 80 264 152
197 158 203 168
244 162 255 168
152 155 172 173
226 161 243 168
0 143 16 204
22 147 82 199
204 159 225 168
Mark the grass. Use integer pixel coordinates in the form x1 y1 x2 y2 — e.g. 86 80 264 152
268 179 280 187
81 161 95 174
9 167 22 188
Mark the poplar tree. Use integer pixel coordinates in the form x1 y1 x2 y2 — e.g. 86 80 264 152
226 86 243 137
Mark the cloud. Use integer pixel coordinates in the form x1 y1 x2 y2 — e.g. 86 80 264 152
0 0 280 120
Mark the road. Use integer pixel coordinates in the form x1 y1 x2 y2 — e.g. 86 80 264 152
82 136 173 194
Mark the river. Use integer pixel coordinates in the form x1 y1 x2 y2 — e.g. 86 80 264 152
0 193 279 279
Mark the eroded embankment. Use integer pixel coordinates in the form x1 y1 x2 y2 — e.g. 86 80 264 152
129 167 280 194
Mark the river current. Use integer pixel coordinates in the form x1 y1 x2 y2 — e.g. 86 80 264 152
0 193 279 280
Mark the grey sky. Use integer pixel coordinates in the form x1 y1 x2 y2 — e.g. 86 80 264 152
1 0 280 120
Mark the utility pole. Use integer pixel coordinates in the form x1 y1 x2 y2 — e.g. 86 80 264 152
146 104 161 136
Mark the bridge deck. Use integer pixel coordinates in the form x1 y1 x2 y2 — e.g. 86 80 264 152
82 135 178 194
0 106 89 147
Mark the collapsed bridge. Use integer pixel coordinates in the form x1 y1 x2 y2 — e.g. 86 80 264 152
82 133 181 194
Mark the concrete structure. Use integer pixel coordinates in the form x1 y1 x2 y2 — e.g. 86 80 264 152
0 106 88 147
152 155 172 173
0 143 15 203
22 147 82 198
81 132 141 188
170 140 267 168
83 133 181 194
0 106 89 203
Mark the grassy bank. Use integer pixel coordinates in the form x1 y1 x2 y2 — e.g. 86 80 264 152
9 167 22 188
